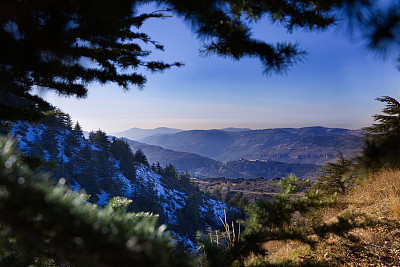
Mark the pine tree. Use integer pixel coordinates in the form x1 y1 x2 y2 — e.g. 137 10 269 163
156 161 162 174
314 152 353 195
89 130 110 151
133 148 149 167
0 137 187 266
365 96 400 141
359 96 400 170
110 139 136 180
4 0 396 123
73 122 84 137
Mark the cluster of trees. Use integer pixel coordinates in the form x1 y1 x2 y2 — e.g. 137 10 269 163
8 113 246 250
204 184 249 211
315 96 400 196
151 162 190 187
11 115 164 211
0 138 183 266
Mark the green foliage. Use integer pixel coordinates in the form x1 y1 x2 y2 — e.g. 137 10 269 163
359 96 400 171
199 174 372 266
4 0 396 123
314 152 353 195
0 1 182 122
110 138 137 180
133 148 149 167
228 192 249 211
89 130 110 151
365 96 400 141
156 163 193 190
0 136 188 266
73 121 84 137
105 196 133 213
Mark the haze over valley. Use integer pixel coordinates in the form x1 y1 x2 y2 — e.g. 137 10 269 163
114 126 364 179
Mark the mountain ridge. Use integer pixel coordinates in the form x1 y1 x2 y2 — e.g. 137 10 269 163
139 126 364 165
111 127 183 141
125 138 320 179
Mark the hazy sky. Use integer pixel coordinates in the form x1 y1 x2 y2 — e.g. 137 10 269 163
43 5 400 133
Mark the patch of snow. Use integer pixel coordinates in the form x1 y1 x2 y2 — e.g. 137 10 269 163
97 190 110 206
43 151 51 161
203 198 230 226
172 231 196 252
136 166 166 196
70 181 81 191
91 144 102 151
56 130 70 163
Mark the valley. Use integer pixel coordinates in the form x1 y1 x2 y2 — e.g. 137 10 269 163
120 126 364 179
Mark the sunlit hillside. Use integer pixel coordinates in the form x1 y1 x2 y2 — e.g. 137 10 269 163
261 169 400 266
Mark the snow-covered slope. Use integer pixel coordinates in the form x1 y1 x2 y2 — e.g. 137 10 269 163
9 118 241 241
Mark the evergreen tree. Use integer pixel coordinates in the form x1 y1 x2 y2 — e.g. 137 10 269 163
151 162 157 172
156 161 162 174
176 192 202 239
40 126 59 162
314 152 353 195
73 121 84 137
359 96 400 170
365 96 400 141
0 137 186 266
110 139 136 180
4 0 397 122
2 1 400 265
89 130 110 151
133 148 149 167
54 111 73 130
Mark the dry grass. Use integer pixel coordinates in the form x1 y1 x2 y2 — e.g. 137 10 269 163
305 169 400 266
263 240 312 265
246 170 400 266
345 169 400 219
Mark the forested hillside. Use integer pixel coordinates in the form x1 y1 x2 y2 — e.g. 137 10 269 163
8 113 241 242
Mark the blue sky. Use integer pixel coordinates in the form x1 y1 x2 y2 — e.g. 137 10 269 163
43 6 400 133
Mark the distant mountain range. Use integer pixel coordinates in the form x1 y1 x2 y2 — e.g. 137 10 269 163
114 126 365 179
112 127 252 141
111 127 183 141
125 139 320 179
139 126 364 165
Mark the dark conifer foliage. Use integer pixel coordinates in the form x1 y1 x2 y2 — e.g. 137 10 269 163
3 0 397 123
110 138 137 180
0 0 182 122
73 121 84 137
2 0 400 265
314 152 353 195
133 148 149 167
0 137 185 266
365 96 400 141
89 130 110 151
359 96 400 170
